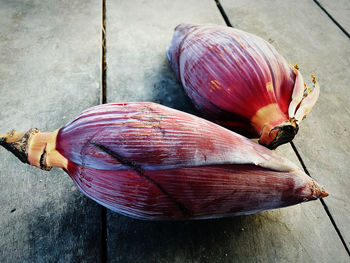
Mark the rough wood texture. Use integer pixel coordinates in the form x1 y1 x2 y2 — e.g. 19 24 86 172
106 0 348 262
221 0 350 252
0 0 102 262
1 0 348 261
317 0 350 34
106 0 222 115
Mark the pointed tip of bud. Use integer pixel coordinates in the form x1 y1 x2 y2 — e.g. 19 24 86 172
316 186 329 199
311 181 329 200
320 190 329 198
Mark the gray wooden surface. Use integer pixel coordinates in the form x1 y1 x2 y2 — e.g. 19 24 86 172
0 0 102 262
317 0 350 35
0 0 349 262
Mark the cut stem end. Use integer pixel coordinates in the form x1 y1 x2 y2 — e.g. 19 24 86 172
0 128 68 171
0 129 38 164
258 120 299 149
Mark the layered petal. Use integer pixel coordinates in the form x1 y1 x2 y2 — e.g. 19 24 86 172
0 102 327 220
67 162 324 220
167 24 319 149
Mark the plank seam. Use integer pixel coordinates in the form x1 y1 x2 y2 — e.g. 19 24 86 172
101 207 107 263
101 0 107 104
312 0 350 39
101 0 108 262
290 142 350 257
214 0 233 27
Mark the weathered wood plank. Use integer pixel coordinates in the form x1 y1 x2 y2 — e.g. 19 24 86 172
317 0 350 35
221 0 350 253
0 0 102 262
106 0 221 113
106 0 348 262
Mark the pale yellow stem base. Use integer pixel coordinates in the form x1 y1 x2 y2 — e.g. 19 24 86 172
27 129 68 170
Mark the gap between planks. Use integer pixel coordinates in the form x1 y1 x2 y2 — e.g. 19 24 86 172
101 0 107 105
312 0 350 39
101 0 108 262
215 0 350 257
291 142 350 257
214 0 233 27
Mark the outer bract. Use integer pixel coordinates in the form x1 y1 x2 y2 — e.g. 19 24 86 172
167 24 320 149
0 102 327 220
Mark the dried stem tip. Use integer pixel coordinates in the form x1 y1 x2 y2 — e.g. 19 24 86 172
0 129 39 164
0 128 68 171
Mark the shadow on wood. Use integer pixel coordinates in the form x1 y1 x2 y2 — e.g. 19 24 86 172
15 185 102 263
107 212 249 263
149 57 202 117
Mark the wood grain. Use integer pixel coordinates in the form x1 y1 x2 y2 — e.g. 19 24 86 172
0 0 102 262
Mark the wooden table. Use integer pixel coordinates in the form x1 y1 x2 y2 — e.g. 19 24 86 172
0 0 349 262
